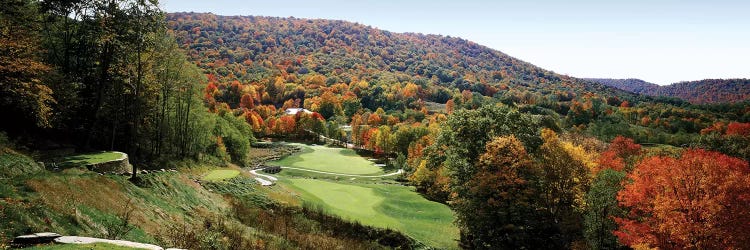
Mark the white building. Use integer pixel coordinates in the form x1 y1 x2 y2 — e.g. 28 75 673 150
284 108 313 115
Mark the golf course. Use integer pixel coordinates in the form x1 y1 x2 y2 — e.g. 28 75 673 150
263 143 459 249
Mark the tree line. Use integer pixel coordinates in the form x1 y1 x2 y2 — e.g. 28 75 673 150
0 0 254 174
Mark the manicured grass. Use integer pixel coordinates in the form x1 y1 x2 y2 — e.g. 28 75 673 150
201 169 240 181
268 143 383 175
59 151 124 166
26 243 143 250
281 178 458 249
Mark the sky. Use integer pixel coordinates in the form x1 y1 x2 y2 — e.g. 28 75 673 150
161 0 750 85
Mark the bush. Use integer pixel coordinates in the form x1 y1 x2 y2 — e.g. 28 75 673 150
0 132 9 147
213 113 255 166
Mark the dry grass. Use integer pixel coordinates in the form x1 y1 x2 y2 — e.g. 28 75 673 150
23 170 228 240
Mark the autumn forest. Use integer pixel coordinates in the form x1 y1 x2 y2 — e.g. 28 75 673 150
2 0 750 249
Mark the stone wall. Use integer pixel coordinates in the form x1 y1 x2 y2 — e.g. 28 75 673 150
85 152 132 174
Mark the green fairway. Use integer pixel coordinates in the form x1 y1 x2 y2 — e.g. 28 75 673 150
202 169 241 181
59 151 125 166
282 178 458 249
268 143 383 175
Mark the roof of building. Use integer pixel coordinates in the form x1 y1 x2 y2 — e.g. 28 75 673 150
284 108 313 115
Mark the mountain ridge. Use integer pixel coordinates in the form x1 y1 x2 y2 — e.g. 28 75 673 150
588 78 750 104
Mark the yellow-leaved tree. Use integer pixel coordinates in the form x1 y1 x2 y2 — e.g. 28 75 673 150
536 128 594 245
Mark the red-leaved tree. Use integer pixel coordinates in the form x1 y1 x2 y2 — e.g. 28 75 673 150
594 136 641 174
614 149 750 249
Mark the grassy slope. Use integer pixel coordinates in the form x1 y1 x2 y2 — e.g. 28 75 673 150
1 168 225 245
202 169 240 181
268 143 383 175
1 142 420 249
1 155 410 249
0 147 43 178
281 178 459 249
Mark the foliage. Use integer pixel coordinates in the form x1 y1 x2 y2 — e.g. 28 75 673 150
453 136 543 249
615 149 750 249
697 123 750 161
213 112 254 165
0 0 54 128
438 105 542 187
595 136 642 173
535 129 593 246
584 169 626 250
1 0 259 172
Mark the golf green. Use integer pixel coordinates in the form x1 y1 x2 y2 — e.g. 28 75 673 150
60 151 125 166
283 178 458 249
202 169 240 181
268 143 383 175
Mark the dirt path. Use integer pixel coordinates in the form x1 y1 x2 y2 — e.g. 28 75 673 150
249 169 277 186
249 169 278 181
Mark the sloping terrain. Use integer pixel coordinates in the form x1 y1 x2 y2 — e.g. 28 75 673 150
0 143 417 249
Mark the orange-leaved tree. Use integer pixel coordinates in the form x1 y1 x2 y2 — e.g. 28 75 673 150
615 149 750 249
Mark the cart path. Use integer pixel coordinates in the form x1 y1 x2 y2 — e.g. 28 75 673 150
249 167 403 185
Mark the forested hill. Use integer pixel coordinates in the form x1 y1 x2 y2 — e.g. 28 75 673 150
166 12 626 105
164 12 750 147
589 78 750 104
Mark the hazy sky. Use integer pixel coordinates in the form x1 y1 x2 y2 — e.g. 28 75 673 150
162 0 750 85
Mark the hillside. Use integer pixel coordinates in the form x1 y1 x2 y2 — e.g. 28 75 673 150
0 141 418 249
166 13 629 110
165 13 750 147
589 78 750 104
6 3 750 249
